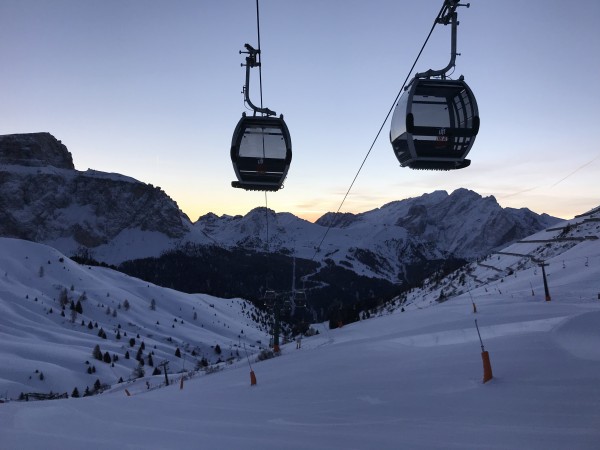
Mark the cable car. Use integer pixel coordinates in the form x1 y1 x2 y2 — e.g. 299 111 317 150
390 76 479 170
280 299 291 314
293 290 307 308
263 289 277 309
231 43 292 191
389 0 479 171
231 113 292 191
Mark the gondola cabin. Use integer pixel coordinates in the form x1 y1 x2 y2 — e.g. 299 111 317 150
294 290 307 308
263 289 277 308
390 77 479 170
231 113 292 191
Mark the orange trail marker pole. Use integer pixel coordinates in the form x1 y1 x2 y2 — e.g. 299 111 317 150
475 319 493 383
244 343 257 386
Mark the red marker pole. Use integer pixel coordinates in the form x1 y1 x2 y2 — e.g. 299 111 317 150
475 319 493 383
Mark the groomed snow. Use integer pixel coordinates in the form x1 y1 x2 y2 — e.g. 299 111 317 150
1 233 600 449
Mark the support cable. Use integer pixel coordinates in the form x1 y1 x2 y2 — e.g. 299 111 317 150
264 191 270 253
311 2 447 260
256 0 264 112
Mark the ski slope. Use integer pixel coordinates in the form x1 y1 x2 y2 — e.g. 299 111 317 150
1 243 599 448
1 210 600 449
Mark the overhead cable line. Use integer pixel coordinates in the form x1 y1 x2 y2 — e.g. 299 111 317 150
311 2 448 260
256 0 264 112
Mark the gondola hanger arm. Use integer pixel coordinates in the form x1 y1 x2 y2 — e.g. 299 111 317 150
240 43 275 116
415 0 470 79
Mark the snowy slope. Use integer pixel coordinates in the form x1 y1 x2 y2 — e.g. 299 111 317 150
391 207 600 311
0 238 271 400
1 216 599 449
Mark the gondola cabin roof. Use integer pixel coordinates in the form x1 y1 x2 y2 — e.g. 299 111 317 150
390 77 479 171
231 114 292 191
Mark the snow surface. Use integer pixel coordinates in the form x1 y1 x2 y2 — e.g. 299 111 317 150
0 238 270 399
0 230 600 449
1 214 600 449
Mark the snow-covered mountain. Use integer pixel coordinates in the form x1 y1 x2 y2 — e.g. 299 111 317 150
371 204 600 315
195 189 560 282
0 237 273 401
1 209 599 449
0 133 199 262
1 133 559 285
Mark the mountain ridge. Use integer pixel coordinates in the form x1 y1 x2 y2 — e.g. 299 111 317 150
0 132 561 286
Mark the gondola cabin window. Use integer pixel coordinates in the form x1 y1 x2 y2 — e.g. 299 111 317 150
239 126 286 159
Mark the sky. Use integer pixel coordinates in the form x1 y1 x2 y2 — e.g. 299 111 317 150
1 0 599 222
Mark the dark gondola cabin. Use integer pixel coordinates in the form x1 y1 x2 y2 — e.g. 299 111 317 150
231 113 292 191
390 77 479 170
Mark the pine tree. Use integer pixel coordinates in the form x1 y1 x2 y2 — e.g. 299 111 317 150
93 344 102 360
175 347 181 358
150 298 156 311
123 299 130 311
132 362 145 379
75 300 83 314
58 288 69 307
70 307 77 323
124 351 130 359
103 351 111 364
93 379 101 392
71 387 80 398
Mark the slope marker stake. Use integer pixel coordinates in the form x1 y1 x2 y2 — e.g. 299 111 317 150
475 319 493 383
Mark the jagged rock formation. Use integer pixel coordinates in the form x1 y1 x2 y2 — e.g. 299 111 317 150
0 132 74 169
0 133 192 259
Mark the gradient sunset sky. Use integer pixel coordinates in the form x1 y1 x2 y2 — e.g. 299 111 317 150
1 0 599 222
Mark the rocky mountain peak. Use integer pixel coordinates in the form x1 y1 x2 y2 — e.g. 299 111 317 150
0 132 74 169
315 212 359 228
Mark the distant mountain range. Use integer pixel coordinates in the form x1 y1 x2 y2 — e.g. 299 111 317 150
0 132 562 315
